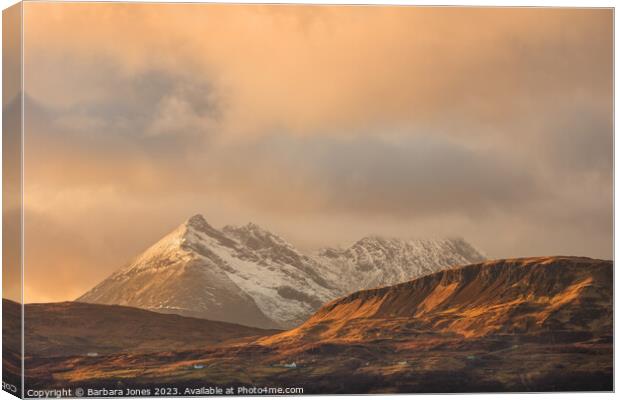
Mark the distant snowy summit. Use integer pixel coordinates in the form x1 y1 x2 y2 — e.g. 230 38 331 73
316 235 485 295
77 214 485 329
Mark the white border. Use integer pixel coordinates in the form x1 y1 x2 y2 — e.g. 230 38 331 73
0 2 616 400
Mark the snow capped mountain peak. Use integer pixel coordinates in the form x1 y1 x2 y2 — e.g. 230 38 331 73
348 235 485 264
243 221 262 231
224 221 273 239
78 214 486 329
315 234 485 293
185 213 211 230
79 216 338 329
223 223 295 252
353 235 400 248
115 214 233 274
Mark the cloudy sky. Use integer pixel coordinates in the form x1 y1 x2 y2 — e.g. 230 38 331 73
12 4 613 303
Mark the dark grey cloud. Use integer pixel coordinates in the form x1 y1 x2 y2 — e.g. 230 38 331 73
29 64 220 143
228 134 544 219
545 104 613 180
24 66 222 178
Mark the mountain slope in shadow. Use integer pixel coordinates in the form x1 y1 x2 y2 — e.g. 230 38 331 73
4 300 278 358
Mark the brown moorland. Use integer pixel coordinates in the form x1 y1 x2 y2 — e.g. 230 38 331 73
11 256 613 393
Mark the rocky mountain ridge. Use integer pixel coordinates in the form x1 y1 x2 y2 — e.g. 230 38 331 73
78 214 485 328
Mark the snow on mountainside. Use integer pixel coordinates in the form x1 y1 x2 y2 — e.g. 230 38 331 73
78 214 485 329
77 215 335 329
316 236 485 294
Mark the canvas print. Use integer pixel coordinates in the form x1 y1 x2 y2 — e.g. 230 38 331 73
2 2 613 397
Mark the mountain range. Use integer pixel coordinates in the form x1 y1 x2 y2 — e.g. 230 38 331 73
20 256 612 392
260 256 612 346
77 214 485 328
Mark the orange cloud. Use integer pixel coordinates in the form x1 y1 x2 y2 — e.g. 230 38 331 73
15 4 612 303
